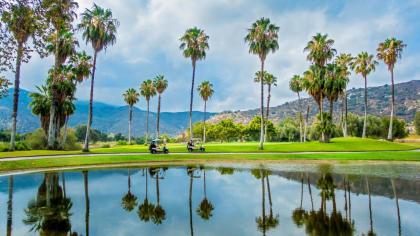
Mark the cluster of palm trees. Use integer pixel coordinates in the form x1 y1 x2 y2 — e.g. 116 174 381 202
122 75 168 143
289 33 406 142
1 1 119 152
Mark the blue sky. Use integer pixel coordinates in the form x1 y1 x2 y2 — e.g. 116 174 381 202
11 0 420 112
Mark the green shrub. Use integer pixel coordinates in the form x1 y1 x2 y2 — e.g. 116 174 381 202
62 128 82 150
117 140 128 146
101 143 111 148
0 142 9 152
415 111 420 135
15 141 30 151
25 129 48 150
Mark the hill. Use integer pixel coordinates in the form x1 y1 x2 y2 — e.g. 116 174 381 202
209 80 420 124
0 89 216 136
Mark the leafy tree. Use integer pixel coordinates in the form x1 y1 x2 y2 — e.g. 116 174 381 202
1 0 44 150
377 38 406 140
0 76 11 98
244 116 277 142
179 27 209 140
211 119 240 142
140 80 156 144
415 112 420 135
78 3 119 151
278 117 300 142
198 81 214 143
153 75 168 138
351 52 377 138
123 88 140 143
289 75 304 142
245 17 279 150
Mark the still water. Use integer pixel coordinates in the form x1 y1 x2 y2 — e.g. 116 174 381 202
0 163 419 236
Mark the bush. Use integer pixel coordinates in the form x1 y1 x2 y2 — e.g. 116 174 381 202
117 140 128 146
25 129 48 150
415 112 420 135
101 143 111 148
62 128 82 150
0 142 9 152
15 141 30 151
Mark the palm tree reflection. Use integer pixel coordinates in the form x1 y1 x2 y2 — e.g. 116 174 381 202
150 167 167 225
187 166 201 236
138 168 154 222
197 168 214 220
122 169 138 212
23 172 72 235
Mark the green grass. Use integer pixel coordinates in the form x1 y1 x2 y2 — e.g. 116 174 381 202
1 151 419 172
0 137 418 158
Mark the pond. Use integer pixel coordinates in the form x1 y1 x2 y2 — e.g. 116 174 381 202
0 163 419 236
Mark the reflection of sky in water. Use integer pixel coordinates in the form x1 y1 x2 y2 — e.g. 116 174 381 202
0 165 419 236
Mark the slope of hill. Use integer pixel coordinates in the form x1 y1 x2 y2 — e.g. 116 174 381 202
209 80 420 124
0 89 216 136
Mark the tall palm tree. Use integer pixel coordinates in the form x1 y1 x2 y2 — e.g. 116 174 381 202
245 18 279 150
335 53 353 137
303 33 336 142
197 169 214 220
140 80 156 144
42 0 79 150
2 3 39 150
351 52 377 138
376 38 406 140
7 175 13 236
179 27 209 140
255 72 277 142
122 169 138 212
324 63 348 117
78 3 119 152
29 85 51 135
198 81 214 143
153 75 168 138
123 88 140 143
289 75 304 142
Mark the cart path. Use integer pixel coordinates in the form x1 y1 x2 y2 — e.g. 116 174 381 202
1 149 419 162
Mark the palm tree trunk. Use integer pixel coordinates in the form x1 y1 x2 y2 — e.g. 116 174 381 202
7 176 13 236
264 84 271 142
83 50 98 152
83 171 90 236
128 105 132 143
189 60 196 140
189 174 194 236
203 100 207 143
366 177 373 234
261 172 266 236
391 179 401 236
146 99 150 144
203 169 207 198
61 115 69 148
319 93 325 142
157 94 161 138
329 98 334 118
307 173 314 211
266 175 273 216
156 171 160 205
343 89 348 137
10 42 23 151
387 68 395 140
297 92 303 142
259 60 265 150
300 174 304 209
363 76 368 138
348 180 352 221
62 172 67 198
304 105 309 142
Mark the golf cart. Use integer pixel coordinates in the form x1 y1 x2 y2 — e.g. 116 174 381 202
187 138 205 152
149 139 169 154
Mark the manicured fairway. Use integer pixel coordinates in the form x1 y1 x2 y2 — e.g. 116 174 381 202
0 137 418 158
1 151 420 173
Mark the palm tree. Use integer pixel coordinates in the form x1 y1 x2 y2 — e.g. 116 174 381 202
29 86 51 135
289 75 304 142
140 80 156 144
2 3 40 150
138 168 155 222
335 53 353 137
245 18 279 149
78 3 119 152
7 176 13 236
324 63 348 117
42 0 79 150
153 75 168 138
123 88 140 143
376 38 406 140
255 72 277 142
150 168 166 224
122 169 138 212
351 52 377 138
292 174 305 227
198 81 214 143
303 33 336 142
197 169 214 220
179 27 209 140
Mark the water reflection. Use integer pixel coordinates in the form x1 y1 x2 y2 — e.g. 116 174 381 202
1 163 419 235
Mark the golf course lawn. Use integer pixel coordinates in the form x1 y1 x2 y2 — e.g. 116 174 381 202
0 137 418 158
1 151 420 173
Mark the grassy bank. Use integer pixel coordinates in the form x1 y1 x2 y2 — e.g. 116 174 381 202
1 137 418 158
1 151 420 173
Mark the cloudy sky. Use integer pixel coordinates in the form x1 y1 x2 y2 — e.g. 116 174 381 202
12 0 420 112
